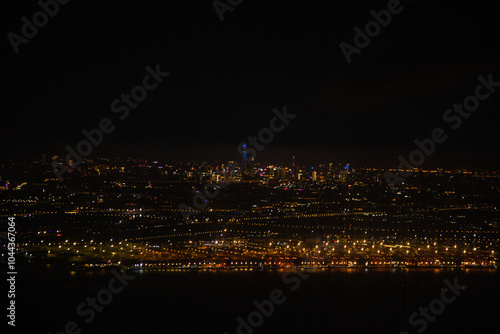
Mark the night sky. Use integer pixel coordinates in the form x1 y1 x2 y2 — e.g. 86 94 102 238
2 0 500 168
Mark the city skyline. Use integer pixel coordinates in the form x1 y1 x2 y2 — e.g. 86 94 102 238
2 1 500 333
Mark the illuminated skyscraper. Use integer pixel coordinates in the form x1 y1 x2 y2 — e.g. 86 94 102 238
242 144 247 173
228 161 237 181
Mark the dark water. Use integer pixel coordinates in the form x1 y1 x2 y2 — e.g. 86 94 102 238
10 268 500 334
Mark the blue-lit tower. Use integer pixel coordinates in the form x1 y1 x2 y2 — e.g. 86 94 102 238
242 144 247 173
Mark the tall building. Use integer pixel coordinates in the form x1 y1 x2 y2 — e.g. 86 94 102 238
273 167 283 180
228 161 237 181
242 144 247 173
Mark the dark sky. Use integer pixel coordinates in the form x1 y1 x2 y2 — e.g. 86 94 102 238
1 0 500 168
